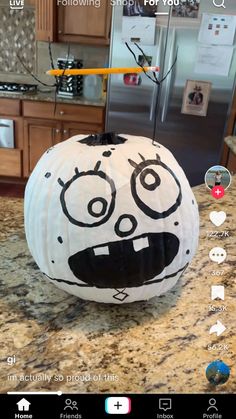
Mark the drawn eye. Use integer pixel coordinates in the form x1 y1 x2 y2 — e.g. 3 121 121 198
58 163 116 227
129 154 182 219
87 197 108 218
139 168 160 191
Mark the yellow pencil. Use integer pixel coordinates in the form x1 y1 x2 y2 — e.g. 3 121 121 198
46 66 160 76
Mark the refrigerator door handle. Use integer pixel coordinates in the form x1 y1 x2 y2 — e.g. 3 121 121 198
149 84 158 121
161 30 177 123
149 27 166 122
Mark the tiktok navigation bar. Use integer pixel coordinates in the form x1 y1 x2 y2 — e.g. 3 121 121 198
3 394 235 419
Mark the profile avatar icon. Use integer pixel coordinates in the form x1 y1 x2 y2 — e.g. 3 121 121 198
205 165 232 191
206 360 230 385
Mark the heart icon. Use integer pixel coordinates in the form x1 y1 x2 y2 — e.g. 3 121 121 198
210 211 226 227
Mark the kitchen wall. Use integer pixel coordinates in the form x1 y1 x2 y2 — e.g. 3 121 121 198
37 41 108 87
0 1 108 86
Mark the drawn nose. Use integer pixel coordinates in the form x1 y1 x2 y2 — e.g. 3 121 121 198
114 214 138 238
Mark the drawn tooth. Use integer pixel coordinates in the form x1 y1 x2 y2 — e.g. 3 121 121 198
93 246 109 256
133 236 149 252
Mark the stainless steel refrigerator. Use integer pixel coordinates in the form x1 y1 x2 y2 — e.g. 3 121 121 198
105 1 236 186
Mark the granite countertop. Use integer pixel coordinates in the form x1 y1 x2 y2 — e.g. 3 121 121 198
225 136 236 156
0 90 106 107
0 179 235 393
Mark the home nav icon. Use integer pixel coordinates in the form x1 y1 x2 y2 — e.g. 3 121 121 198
17 398 31 412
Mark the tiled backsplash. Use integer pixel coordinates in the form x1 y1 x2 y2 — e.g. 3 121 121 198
0 6 36 75
0 4 108 87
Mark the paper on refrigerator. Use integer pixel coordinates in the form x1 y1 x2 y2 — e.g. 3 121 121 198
194 45 234 76
122 16 156 45
198 13 236 45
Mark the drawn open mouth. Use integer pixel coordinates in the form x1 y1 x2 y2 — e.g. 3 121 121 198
68 232 179 289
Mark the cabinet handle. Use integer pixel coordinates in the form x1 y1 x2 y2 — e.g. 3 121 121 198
55 129 60 134
58 30 62 34
60 110 65 115
63 130 68 135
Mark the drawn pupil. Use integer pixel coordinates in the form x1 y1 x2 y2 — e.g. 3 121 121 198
87 197 108 218
140 168 160 191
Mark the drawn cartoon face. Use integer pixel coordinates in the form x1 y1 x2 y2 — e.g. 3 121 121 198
24 134 199 303
58 152 183 290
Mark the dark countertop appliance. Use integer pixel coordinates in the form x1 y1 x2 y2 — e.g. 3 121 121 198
0 82 37 94
57 58 83 97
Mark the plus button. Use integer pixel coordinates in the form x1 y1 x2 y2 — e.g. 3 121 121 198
211 185 225 199
114 401 122 410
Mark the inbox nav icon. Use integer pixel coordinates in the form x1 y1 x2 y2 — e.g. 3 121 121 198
159 398 172 411
105 397 131 414
10 0 24 10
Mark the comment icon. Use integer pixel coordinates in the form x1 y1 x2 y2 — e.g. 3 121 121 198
209 247 227 264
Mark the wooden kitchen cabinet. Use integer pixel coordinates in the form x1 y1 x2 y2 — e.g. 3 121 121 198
0 98 21 117
35 0 112 44
0 97 105 179
36 0 57 42
220 88 236 172
227 149 236 173
0 98 23 177
23 100 105 175
23 118 104 175
23 119 61 176
23 101 104 125
58 1 112 44
0 149 22 177
62 121 102 140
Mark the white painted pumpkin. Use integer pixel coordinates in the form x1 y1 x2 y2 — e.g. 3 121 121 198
24 133 199 304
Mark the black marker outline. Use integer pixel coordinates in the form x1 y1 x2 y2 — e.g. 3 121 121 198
58 162 116 227
140 168 160 191
43 263 188 289
103 151 112 157
114 214 138 238
128 154 182 219
113 288 129 301
88 197 107 218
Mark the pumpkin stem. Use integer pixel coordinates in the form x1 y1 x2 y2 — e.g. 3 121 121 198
79 132 127 146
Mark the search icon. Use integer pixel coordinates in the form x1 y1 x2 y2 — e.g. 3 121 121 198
213 0 226 8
